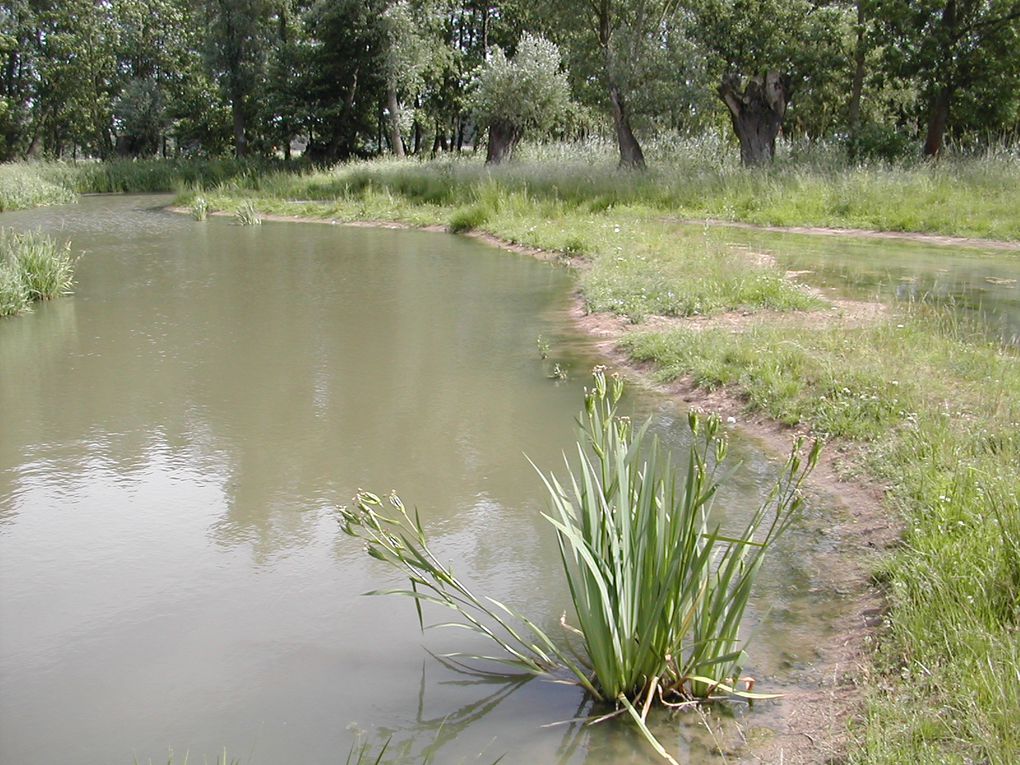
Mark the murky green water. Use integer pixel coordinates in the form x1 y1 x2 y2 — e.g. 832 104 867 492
713 227 1020 344
1 197 844 764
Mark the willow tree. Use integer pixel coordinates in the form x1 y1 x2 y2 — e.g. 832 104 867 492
470 33 571 164
689 0 846 165
542 0 687 169
872 0 1020 158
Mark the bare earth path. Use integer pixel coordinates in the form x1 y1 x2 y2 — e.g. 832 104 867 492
677 217 1020 252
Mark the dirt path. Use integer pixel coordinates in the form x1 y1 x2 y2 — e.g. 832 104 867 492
679 217 1020 251
170 204 894 762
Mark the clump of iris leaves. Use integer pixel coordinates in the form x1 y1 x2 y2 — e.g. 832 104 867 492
339 368 820 763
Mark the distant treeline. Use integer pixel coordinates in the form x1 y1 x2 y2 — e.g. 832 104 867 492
2 0 1019 167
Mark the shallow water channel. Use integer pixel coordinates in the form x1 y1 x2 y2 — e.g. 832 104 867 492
712 226 1020 344
2 196 850 764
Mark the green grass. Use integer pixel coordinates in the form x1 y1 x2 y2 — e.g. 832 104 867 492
173 141 1019 240
0 157 297 211
623 306 1020 764
0 163 77 211
234 200 261 226
0 227 76 316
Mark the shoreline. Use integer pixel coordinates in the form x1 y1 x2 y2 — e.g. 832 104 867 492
170 203 895 762
170 206 1020 251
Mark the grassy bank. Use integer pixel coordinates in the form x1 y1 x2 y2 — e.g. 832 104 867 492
0 228 76 316
4 138 1020 238
172 144 1020 240
0 158 286 211
183 157 1019 764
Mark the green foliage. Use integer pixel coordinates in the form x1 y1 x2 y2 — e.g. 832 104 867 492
470 33 572 135
448 203 489 233
340 369 818 760
0 164 77 211
235 200 261 225
0 228 76 316
190 196 209 220
871 0 1020 151
538 369 820 702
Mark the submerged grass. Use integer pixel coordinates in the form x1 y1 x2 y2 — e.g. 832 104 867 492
341 369 819 763
0 227 75 316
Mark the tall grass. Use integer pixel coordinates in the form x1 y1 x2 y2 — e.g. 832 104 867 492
234 200 261 225
0 164 77 211
340 369 819 762
182 140 1020 240
0 228 76 316
0 158 300 211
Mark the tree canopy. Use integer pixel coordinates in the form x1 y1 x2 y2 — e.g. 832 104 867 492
1 0 1017 165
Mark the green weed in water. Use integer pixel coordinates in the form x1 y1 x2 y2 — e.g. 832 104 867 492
190 196 209 221
235 200 261 226
0 228 76 316
340 368 819 762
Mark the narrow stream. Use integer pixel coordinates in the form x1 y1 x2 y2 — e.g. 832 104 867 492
3 196 853 764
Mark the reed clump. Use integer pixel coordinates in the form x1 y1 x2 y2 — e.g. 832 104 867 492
340 368 820 762
0 164 77 211
190 196 209 221
0 228 76 316
235 200 261 225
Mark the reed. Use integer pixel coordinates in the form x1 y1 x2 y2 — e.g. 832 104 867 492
235 200 261 226
340 368 819 761
0 164 77 211
0 228 76 316
190 196 209 221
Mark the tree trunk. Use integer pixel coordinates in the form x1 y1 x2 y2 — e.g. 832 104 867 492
847 0 867 156
923 86 951 158
609 86 645 169
485 121 522 164
718 72 789 166
386 84 404 157
231 96 247 157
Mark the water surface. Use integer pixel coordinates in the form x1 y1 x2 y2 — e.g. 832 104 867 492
2 197 841 764
709 226 1020 343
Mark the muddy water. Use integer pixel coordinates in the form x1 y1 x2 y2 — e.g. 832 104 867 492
0 196 843 764
712 227 1020 344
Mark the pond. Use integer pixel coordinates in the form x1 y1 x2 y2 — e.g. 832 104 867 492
1 196 846 764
